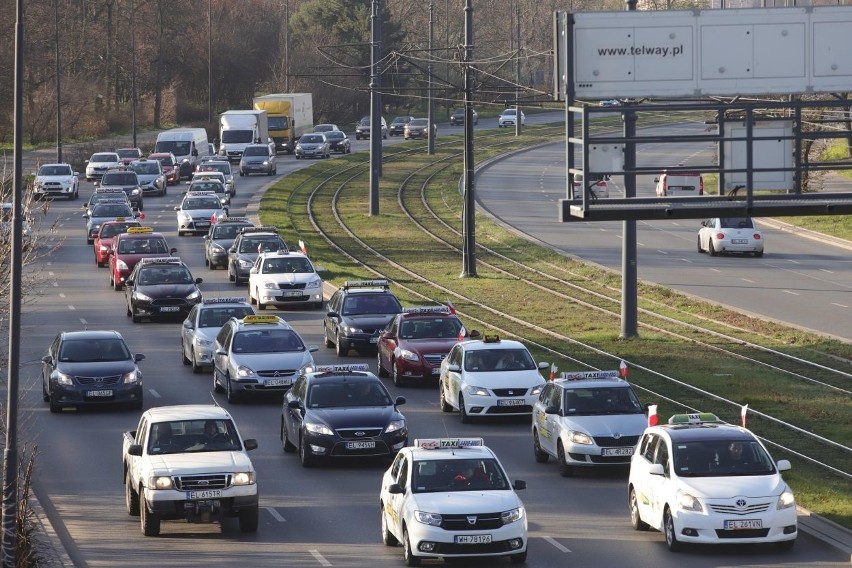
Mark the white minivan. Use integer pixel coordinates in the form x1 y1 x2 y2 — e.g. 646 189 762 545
655 171 704 197
153 128 210 181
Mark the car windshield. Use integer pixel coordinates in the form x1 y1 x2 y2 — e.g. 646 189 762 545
38 165 72 176
132 163 159 174
102 173 137 185
58 338 131 362
136 265 194 285
269 116 289 130
502 109 517 116
719 217 754 229
342 294 402 316
392 117 409 124
242 146 268 156
239 237 281 253
91 154 117 163
99 222 139 238
200 164 229 175
198 306 254 328
117 237 169 254
92 204 133 217
231 329 305 354
314 125 335 132
325 132 344 141
562 387 644 415
301 135 324 144
212 224 250 239
399 317 462 340
410 119 428 127
153 155 175 166
261 257 313 274
148 419 241 455
452 109 464 116
672 440 776 477
221 131 253 143
183 197 221 210
463 348 535 372
155 141 191 155
117 149 140 158
411 458 509 493
307 381 391 408
189 182 225 194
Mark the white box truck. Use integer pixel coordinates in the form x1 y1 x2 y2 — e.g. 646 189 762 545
219 110 269 163
153 128 210 180
252 94 313 154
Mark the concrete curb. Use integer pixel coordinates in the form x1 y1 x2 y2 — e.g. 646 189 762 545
797 507 852 561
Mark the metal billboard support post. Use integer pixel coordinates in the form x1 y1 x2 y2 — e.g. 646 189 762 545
620 0 639 339
427 0 435 155
369 0 382 216
460 0 477 277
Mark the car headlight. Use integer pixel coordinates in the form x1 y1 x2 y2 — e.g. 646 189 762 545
342 325 365 334
193 337 212 347
414 511 442 527
148 475 173 490
232 472 256 486
122 369 140 384
304 279 321 290
236 365 257 378
777 488 795 510
568 431 593 445
399 349 419 362
238 259 252 268
465 385 490 397
54 371 73 386
305 422 334 436
676 491 703 512
262 281 277 289
90 224 101 233
210 243 225 253
262 160 269 166
240 161 247 167
178 212 192 221
133 292 153 302
186 290 201 301
131 188 141 195
116 259 129 270
385 419 405 434
501 507 524 525
530 384 544 396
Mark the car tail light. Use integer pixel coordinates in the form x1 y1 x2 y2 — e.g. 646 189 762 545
753 234 761 240
662 178 668 195
699 177 704 195
715 232 726 240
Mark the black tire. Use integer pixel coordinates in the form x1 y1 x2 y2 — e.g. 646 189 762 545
97 259 105 268
226 374 238 403
49 395 61 413
663 507 682 552
181 343 191 365
533 430 550 463
299 434 316 467
325 330 334 348
509 551 527 564
239 506 259 533
87 237 93 245
755 250 764 258
629 486 650 531
697 236 703 253
776 538 796 550
377 351 388 377
557 441 574 477
335 333 347 357
459 394 471 424
402 527 420 566
439 383 452 413
213 369 224 393
709 241 717 257
125 472 140 516
191 353 202 374
256 290 266 311
391 359 405 387
42 380 49 402
140 490 160 536
381 505 398 546
281 421 296 453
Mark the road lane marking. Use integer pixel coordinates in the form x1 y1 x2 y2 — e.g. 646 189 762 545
59 293 65 298
265 507 285 522
68 305 75 310
79 319 87 325
830 303 848 308
783 290 800 296
309 550 332 566
543 535 572 553
657 250 668 255
680 258 693 263
710 268 721 273
148 389 162 398
52 282 58 287
741 278 754 283
788 259 800 264
48 271 54 277
819 269 834 274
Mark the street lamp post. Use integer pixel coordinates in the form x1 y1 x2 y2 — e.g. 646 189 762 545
55 0 62 162
131 0 137 148
208 0 213 124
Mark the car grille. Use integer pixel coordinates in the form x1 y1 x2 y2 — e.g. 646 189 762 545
423 354 446 366
593 435 639 447
43 182 65 189
485 405 533 414
431 541 516 555
151 298 187 306
256 369 297 378
715 529 770 539
276 283 306 290
76 374 122 386
579 454 633 464
337 428 383 439
709 502 771 515
174 474 231 491
441 512 504 531
492 388 528 397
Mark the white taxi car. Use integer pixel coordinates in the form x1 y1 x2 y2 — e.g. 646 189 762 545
438 335 548 423
248 250 324 310
532 370 648 476
628 413 797 552
379 438 528 565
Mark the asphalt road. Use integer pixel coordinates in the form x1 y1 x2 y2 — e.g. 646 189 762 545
13 120 852 567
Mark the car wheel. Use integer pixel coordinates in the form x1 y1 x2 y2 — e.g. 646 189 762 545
776 538 796 550
708 241 717 257
87 237 93 245
381 504 398 546
697 236 703 253
509 551 527 564
281 420 296 453
335 332 347 357
96 258 105 268
42 379 49 402
754 250 764 258
376 351 388 377
391 359 406 387
125 472 140 516
239 506 259 533
48 393 61 413
402 526 420 566
663 507 682 552
459 394 471 423
439 383 452 413
629 486 650 531
228 267 235 282
533 430 549 463
181 342 191 365
226 374 239 403
213 368 224 393
557 441 574 477
325 330 334 348
140 489 161 536
299 434 316 468
191 353 202 374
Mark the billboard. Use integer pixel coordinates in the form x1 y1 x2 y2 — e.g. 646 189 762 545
558 6 852 99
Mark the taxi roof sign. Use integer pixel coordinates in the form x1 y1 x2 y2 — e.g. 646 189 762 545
668 413 722 425
242 315 280 324
218 217 251 223
560 370 621 381
482 334 501 343
203 297 247 305
414 438 485 450
402 306 452 315
126 227 154 234
313 364 371 373
343 279 389 290
240 226 279 234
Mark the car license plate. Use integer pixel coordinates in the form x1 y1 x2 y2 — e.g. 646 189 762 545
345 441 376 450
731 238 748 244
454 534 491 544
724 519 763 530
369 337 379 344
602 447 634 456
87 390 113 397
160 306 180 312
197 222 210 228
186 490 222 500
281 291 304 297
265 378 290 387
497 398 525 406
431 367 440 375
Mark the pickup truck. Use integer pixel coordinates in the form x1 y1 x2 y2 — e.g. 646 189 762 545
122 404 259 536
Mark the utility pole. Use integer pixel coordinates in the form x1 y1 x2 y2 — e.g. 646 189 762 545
427 0 435 155
284 0 290 92
55 0 62 162
369 0 382 215
130 0 137 148
460 0 476 277
621 0 639 339
208 0 213 124
514 2 521 136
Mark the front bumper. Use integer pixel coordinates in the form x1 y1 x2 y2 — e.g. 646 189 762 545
257 288 323 306
34 184 74 198
338 332 381 351
406 519 526 560
131 299 199 320
51 381 142 408
145 487 258 520
395 357 443 380
302 429 408 460
179 218 212 234
461 392 538 417
561 437 637 467
671 504 797 545
227 374 298 396
241 163 272 174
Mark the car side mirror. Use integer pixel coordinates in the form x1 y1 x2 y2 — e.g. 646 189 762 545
394 396 406 406
192 149 198 157
183 320 193 330
41 355 51 364
229 247 236 253
170 248 178 254
544 405 559 415
125 279 134 286
195 278 203 284
134 353 146 362
447 363 461 372
127 444 143 457
83 213 89 218
287 399 302 409
249 268 257 274
388 483 404 495
512 480 527 491
537 361 550 370
243 439 258 451
776 459 791 472
174 206 180 211
648 463 665 476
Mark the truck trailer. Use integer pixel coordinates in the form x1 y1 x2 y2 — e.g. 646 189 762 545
252 93 313 154
219 110 269 163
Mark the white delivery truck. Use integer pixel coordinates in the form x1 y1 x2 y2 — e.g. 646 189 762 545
219 110 269 163
252 94 313 154
153 128 210 180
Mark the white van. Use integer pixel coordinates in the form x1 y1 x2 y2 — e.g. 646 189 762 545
655 171 704 197
153 128 210 180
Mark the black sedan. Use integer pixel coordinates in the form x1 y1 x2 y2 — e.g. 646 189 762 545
281 364 408 467
324 130 351 154
41 330 145 412
124 257 203 322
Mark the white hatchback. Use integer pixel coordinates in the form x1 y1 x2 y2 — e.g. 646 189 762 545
698 217 764 257
248 250 324 310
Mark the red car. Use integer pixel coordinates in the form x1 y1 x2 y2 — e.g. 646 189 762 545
376 306 464 386
93 219 142 267
108 227 175 290
148 152 180 186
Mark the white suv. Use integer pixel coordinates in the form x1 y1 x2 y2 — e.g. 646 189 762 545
248 250 324 310
33 163 79 200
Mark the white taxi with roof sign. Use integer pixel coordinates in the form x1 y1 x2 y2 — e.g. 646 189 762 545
531 368 648 476
628 413 797 552
379 438 528 565
181 297 255 373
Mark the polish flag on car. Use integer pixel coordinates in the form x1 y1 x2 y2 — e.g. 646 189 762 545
647 404 659 427
457 326 466 341
549 363 558 381
741 403 749 428
619 360 628 378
